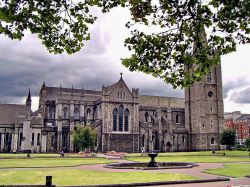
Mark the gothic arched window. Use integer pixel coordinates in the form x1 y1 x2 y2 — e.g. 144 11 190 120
113 109 118 131
124 109 129 131
142 134 145 148
86 108 91 119
145 112 149 122
176 114 179 124
63 107 69 119
74 108 80 120
19 132 23 146
211 137 215 145
207 71 212 83
118 105 124 131
182 136 185 143
48 107 55 119
37 133 40 146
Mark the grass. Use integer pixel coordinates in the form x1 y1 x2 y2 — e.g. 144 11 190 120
204 163 250 177
127 150 250 157
0 169 198 185
0 153 93 158
126 155 250 163
0 158 111 168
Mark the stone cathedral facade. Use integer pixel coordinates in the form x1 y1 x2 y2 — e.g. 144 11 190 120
0 68 224 153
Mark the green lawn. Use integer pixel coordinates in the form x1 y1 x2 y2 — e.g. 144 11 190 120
128 150 250 157
0 153 93 158
0 169 198 185
204 163 250 177
0 158 111 168
126 155 250 163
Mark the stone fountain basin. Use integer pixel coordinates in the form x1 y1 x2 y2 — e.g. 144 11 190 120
104 162 199 170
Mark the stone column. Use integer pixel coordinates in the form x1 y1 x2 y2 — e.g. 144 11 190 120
41 133 47 153
12 129 18 152
157 109 163 151
21 120 32 151
69 122 74 152
148 124 153 152
57 121 62 152
1 134 4 150
80 103 85 124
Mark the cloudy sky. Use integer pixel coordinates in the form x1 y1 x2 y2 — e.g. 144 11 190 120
0 7 249 113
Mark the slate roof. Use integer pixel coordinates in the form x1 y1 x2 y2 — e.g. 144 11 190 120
0 104 26 124
44 86 101 100
235 114 250 121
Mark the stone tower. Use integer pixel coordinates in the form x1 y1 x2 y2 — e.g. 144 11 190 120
185 30 224 151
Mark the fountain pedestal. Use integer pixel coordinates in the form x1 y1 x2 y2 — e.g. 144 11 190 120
147 153 158 167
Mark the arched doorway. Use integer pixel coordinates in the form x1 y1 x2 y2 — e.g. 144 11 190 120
161 140 165 152
5 133 12 152
166 142 172 152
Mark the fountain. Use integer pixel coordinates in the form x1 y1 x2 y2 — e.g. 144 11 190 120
104 152 198 170
147 152 158 167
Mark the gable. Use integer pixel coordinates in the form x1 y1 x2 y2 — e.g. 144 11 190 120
109 78 133 102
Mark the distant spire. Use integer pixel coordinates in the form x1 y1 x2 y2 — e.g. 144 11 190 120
81 83 84 97
193 23 207 54
120 72 123 79
59 84 62 94
27 88 31 101
71 84 74 95
26 88 31 105
42 81 45 87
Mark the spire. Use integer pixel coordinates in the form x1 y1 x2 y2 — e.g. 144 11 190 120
71 84 74 96
81 83 84 93
193 23 208 54
59 84 62 94
26 88 32 106
120 72 123 80
28 88 31 99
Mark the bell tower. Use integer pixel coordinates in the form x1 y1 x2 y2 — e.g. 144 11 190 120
185 28 224 151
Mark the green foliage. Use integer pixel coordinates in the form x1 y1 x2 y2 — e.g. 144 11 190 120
220 130 236 150
1 0 249 87
73 124 97 152
245 138 250 150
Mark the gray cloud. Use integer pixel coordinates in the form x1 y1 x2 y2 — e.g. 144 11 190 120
229 86 250 104
0 15 183 108
223 78 250 99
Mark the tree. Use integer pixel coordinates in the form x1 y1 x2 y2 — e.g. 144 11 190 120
220 130 236 150
1 1 249 87
73 124 97 152
245 138 250 151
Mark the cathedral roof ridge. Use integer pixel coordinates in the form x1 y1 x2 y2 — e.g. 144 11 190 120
140 94 184 99
45 86 101 95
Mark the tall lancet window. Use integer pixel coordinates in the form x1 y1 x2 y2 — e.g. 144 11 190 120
207 71 212 83
176 114 179 124
118 105 124 131
113 109 118 131
48 107 55 119
124 109 129 131
87 108 91 119
145 112 149 122
63 107 69 119
74 108 80 120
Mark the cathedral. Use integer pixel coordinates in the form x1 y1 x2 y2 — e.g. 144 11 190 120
0 66 224 153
